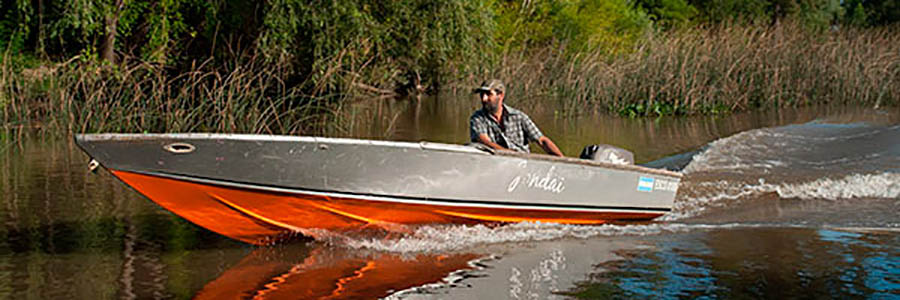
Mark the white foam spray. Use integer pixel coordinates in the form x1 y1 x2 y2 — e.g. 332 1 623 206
683 129 784 174
316 170 898 252
775 172 900 200
666 172 900 220
329 222 756 253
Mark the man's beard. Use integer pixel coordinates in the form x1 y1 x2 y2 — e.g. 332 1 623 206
482 102 499 114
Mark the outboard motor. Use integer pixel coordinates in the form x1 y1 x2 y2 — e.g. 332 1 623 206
580 144 634 165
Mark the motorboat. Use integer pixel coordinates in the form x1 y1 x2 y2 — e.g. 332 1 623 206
75 133 681 245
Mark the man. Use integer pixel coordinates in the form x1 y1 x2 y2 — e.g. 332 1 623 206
469 79 564 157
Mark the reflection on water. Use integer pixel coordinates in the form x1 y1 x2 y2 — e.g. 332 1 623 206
194 244 478 300
1 99 898 299
565 227 899 299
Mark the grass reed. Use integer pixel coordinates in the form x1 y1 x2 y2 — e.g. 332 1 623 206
2 22 897 136
487 22 899 117
1 55 343 136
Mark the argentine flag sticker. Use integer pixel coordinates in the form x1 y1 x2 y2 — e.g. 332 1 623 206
637 176 655 192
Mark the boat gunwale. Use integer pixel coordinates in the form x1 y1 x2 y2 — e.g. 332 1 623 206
76 133 683 178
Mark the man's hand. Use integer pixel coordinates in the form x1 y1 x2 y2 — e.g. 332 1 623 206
538 136 564 157
477 134 508 151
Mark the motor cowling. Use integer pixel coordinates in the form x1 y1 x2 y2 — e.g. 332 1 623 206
579 144 634 165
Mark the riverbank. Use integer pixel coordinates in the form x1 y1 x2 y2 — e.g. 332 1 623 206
2 23 898 135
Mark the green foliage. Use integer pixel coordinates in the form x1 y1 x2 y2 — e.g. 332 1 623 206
689 0 770 24
140 0 194 63
494 0 651 55
686 0 896 28
856 0 900 25
558 0 652 53
615 101 689 118
0 0 30 54
53 0 110 49
634 0 699 28
493 0 558 53
0 0 206 63
795 0 844 28
844 2 868 26
4 0 898 71
258 0 493 94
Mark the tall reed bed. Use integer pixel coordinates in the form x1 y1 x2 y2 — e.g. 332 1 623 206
491 22 899 116
1 55 341 135
2 22 898 136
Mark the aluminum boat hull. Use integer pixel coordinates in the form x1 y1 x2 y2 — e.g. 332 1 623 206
76 133 682 245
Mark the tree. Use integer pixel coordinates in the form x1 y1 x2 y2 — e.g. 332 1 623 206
258 0 494 94
100 0 126 63
0 0 31 54
634 0 698 28
863 0 900 25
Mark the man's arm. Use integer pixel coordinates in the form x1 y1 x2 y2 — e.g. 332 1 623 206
477 134 508 151
518 113 563 157
538 136 564 157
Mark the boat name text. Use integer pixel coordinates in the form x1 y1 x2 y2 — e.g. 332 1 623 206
507 163 566 194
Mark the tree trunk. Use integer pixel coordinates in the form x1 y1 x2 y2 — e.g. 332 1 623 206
37 0 45 56
101 0 126 64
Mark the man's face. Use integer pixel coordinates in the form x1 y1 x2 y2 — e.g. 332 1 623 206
479 90 502 113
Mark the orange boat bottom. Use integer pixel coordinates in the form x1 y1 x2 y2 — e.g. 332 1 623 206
112 170 662 245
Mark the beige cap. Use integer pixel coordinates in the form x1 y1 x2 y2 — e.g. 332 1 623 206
473 79 505 94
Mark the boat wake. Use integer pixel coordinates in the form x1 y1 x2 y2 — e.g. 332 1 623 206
667 121 899 221
323 222 751 253
667 171 900 220
683 123 899 175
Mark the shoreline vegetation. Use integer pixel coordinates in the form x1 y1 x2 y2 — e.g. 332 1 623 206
1 0 898 135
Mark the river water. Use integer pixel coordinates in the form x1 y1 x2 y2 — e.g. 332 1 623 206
1 96 898 299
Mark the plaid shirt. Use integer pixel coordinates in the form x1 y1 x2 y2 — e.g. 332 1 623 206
469 105 543 153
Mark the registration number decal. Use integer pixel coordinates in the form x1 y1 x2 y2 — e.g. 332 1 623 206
637 177 678 192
